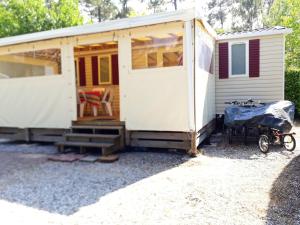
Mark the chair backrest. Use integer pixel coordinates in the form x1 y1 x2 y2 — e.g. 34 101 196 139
77 89 86 103
102 88 113 102
92 87 105 94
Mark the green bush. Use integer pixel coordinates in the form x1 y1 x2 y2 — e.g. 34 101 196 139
285 70 300 117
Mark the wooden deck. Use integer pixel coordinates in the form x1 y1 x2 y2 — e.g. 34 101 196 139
0 119 216 156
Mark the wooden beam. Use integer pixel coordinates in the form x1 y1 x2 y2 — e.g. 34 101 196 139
131 139 190 150
130 131 191 140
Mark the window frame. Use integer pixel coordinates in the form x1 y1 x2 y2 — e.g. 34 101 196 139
229 41 249 78
98 55 112 85
74 58 79 86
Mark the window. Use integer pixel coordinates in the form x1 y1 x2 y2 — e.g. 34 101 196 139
99 56 111 84
147 52 157 68
131 33 183 70
230 42 248 76
163 52 183 67
74 41 118 86
0 48 61 79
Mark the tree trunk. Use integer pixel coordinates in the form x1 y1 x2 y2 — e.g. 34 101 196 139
173 0 178 10
97 6 102 22
219 5 224 29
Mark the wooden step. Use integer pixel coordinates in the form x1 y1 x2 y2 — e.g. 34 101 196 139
56 141 113 148
71 125 124 130
73 120 125 126
56 141 118 155
65 133 120 140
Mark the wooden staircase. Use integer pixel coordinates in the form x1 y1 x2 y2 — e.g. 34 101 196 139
56 122 125 156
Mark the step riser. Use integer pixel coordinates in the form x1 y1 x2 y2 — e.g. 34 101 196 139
57 143 119 156
65 136 118 143
71 130 120 136
72 126 124 130
57 124 125 155
65 133 119 138
73 120 125 126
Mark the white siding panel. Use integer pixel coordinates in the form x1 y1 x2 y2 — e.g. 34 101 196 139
215 34 285 114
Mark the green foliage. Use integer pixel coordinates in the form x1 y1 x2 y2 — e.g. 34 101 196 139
142 0 167 13
231 0 263 31
266 0 300 70
140 0 182 14
116 0 132 18
48 0 84 28
215 28 225 34
83 0 118 22
207 0 231 29
285 70 300 116
0 0 83 38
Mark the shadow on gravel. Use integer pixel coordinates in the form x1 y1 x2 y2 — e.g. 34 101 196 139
0 149 186 216
202 142 293 160
266 155 300 224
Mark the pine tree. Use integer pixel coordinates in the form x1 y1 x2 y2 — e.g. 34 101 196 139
139 0 166 13
116 0 131 18
207 0 230 29
169 0 182 10
231 0 263 31
83 0 118 22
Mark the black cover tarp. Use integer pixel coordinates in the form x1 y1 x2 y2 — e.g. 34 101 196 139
224 101 295 132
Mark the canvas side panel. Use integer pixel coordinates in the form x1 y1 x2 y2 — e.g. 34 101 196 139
0 39 76 128
118 22 191 131
195 21 216 131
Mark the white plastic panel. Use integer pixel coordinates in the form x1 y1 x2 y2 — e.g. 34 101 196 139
119 22 191 131
0 43 76 129
195 21 216 131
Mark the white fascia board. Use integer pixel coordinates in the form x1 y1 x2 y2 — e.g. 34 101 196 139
217 28 293 41
0 8 196 47
194 7 217 39
201 20 218 39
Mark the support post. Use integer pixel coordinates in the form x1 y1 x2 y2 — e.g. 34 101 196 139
188 131 198 157
24 128 31 142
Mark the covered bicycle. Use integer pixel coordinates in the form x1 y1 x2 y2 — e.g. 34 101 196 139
224 100 296 153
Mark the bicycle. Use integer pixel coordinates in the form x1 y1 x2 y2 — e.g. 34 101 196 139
258 128 296 153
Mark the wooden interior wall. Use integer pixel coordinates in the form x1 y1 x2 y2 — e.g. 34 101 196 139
75 54 120 119
0 54 59 73
132 45 183 69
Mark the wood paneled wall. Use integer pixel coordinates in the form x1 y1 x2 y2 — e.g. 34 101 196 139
75 54 120 119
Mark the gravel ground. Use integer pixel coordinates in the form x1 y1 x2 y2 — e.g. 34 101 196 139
0 127 299 225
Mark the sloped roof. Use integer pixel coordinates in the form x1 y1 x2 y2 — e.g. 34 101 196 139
0 8 206 47
217 26 292 40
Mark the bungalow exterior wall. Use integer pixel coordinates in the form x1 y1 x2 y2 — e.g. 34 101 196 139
215 34 285 114
0 9 287 146
0 21 200 132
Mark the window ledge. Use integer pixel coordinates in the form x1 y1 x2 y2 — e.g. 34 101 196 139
229 74 248 78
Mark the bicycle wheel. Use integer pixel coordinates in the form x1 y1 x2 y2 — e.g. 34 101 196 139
283 134 296 151
259 135 269 153
227 128 233 144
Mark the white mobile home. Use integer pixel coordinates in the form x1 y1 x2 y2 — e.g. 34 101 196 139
0 8 291 155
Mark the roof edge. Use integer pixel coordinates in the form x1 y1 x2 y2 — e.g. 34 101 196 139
217 28 292 41
0 8 196 48
200 20 218 39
